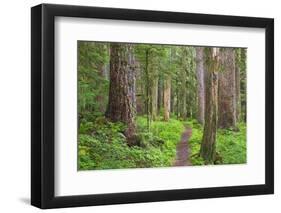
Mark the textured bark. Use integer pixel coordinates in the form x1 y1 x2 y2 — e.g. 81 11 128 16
196 47 205 124
106 44 137 145
240 48 247 122
163 75 171 121
147 51 159 121
169 48 175 115
170 86 174 113
235 57 241 122
179 82 187 119
179 48 187 119
143 49 153 131
157 79 163 112
151 77 158 120
200 48 219 164
218 48 237 129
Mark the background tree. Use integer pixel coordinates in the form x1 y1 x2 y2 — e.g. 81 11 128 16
239 48 247 122
218 48 237 129
185 48 197 119
162 46 176 121
177 47 188 119
149 47 159 121
235 48 241 121
196 47 205 124
135 45 156 130
78 41 109 120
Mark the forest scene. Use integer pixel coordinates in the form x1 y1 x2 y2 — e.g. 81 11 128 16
78 41 247 170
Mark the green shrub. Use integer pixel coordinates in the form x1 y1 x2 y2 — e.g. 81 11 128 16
78 115 246 170
216 122 247 164
188 121 246 165
78 116 185 170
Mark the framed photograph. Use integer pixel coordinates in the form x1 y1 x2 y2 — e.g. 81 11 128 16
31 3 274 209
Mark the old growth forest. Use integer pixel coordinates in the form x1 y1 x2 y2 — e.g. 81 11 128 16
78 41 247 170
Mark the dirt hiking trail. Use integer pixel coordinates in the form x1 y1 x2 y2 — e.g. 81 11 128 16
173 127 192 166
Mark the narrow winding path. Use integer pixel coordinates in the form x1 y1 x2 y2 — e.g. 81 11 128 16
173 127 192 166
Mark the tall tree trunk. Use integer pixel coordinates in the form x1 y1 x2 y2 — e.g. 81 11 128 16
200 48 219 164
240 48 247 122
144 49 151 131
218 48 237 129
163 75 171 121
157 78 163 113
151 77 158 120
176 86 180 118
179 48 187 119
235 49 241 122
170 86 174 114
106 44 137 145
196 47 205 124
179 81 187 119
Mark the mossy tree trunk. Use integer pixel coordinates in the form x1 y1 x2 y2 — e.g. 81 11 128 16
163 75 171 121
218 48 237 129
147 50 159 121
158 78 163 113
196 47 205 124
200 48 219 164
235 49 241 122
240 48 247 122
144 49 151 131
151 77 158 120
178 47 188 119
106 44 137 145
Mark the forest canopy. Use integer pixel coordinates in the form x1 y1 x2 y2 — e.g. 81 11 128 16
78 41 247 170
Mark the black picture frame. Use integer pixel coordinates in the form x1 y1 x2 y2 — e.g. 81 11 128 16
31 3 274 209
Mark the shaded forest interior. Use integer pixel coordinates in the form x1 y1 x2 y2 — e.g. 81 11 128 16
78 41 247 170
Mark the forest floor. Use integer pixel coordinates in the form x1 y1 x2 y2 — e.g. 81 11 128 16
78 116 246 170
173 127 192 166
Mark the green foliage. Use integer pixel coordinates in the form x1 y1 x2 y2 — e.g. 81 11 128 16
77 41 247 170
78 116 185 170
78 41 110 119
187 120 247 166
79 116 247 169
185 120 205 165
78 68 109 118
78 118 135 170
216 123 247 164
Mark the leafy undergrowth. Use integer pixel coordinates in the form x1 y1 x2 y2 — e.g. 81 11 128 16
78 116 184 170
185 119 205 165
216 123 247 164
187 120 247 165
78 115 246 170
